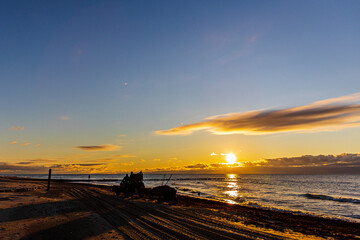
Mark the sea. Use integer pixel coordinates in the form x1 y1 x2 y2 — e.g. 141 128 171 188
3 173 360 223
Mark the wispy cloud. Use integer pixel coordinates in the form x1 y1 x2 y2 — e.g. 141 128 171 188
51 163 105 167
185 164 208 169
0 161 111 174
0 162 46 172
8 126 24 131
21 143 31 146
58 116 72 120
50 163 109 174
16 159 56 165
156 93 360 136
8 141 17 144
16 162 34 165
74 144 120 151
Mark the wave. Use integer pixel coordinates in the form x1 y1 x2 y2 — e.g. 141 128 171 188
175 187 202 194
303 193 360 204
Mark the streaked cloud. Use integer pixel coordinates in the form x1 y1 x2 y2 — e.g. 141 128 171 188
16 159 57 165
51 163 105 167
185 164 208 169
16 161 34 165
0 162 47 172
58 116 72 120
49 163 110 174
8 141 17 144
21 143 31 146
0 162 110 174
8 126 24 131
74 144 120 151
1 160 132 174
156 93 360 135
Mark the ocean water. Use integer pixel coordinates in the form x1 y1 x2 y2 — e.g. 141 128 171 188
4 173 360 222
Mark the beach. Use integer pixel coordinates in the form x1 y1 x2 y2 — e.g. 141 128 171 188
0 177 359 240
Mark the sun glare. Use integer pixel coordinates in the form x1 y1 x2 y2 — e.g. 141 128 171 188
225 153 237 164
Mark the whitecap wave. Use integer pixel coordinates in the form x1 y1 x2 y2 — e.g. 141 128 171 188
303 193 360 204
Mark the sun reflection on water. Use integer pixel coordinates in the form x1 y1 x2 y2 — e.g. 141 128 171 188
224 174 239 203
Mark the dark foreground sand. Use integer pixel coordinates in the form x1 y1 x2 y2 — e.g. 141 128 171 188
0 177 359 240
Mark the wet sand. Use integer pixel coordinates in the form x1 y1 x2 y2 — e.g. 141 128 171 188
0 177 359 240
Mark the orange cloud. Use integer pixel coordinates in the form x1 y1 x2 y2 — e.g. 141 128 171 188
21 143 31 146
185 164 208 169
16 159 56 165
8 126 24 131
74 144 120 151
250 153 360 168
144 153 360 174
8 141 17 144
0 162 46 172
156 92 360 135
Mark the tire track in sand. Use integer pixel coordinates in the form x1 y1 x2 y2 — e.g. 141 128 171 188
69 185 290 240
69 187 160 240
79 188 193 240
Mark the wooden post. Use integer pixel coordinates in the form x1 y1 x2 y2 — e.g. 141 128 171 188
47 169 52 191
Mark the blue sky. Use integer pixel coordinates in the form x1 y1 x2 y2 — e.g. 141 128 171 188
1 1 360 173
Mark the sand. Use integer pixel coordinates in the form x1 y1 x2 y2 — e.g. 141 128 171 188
0 177 359 240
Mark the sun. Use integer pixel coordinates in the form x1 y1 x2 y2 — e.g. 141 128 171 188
225 153 237 164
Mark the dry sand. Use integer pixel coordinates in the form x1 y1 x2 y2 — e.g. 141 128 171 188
0 177 359 240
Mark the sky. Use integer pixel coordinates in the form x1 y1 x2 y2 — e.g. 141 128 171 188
1 0 360 174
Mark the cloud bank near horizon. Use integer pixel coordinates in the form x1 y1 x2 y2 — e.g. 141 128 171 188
156 93 360 135
250 153 360 168
2 153 360 174
148 153 360 174
184 153 360 169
